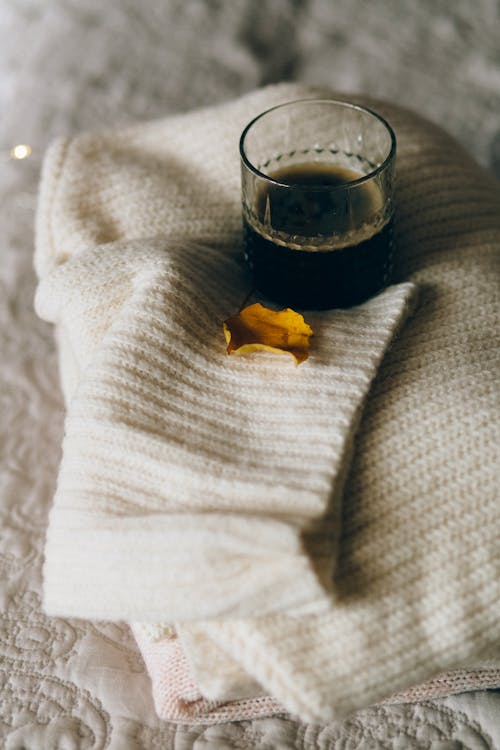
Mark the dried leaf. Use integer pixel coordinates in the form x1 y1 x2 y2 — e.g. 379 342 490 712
223 303 313 365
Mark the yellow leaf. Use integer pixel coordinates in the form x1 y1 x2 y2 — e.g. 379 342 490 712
223 303 313 365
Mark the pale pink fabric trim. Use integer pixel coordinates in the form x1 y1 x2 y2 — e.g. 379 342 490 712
132 625 284 724
384 668 500 704
133 624 500 725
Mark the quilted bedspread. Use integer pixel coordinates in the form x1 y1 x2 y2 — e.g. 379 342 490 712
1 1 499 747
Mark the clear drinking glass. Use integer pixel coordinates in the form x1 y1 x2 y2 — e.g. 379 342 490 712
240 99 396 310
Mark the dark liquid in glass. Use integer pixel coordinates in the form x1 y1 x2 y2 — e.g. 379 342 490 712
243 162 393 310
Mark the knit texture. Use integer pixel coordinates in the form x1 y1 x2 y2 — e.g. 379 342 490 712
170 89 500 721
133 622 500 725
37 234 415 622
34 84 416 624
34 84 500 721
132 625 284 724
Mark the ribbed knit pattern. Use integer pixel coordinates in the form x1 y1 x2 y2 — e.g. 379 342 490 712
133 622 500 725
34 84 500 721
132 625 284 724
175 89 500 721
35 229 415 622
35 83 416 623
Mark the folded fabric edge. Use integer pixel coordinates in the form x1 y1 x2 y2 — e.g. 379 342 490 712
177 623 266 701
131 624 286 724
383 666 500 704
42 512 337 621
34 136 72 278
132 619 500 725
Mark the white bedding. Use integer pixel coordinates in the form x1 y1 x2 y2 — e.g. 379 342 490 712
1 1 499 747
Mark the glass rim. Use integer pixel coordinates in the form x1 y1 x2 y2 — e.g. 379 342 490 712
239 98 397 192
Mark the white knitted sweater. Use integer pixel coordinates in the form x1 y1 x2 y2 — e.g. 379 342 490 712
35 84 500 720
